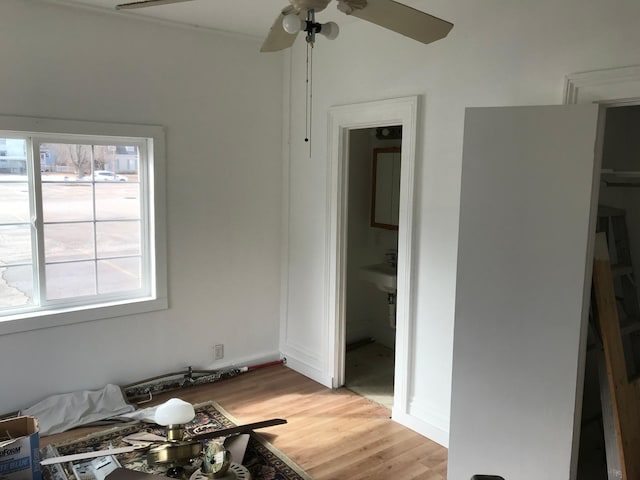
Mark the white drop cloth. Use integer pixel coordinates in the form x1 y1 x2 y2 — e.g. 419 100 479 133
120 405 161 423
22 384 135 436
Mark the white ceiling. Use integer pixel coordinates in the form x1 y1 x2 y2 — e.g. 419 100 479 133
52 0 351 40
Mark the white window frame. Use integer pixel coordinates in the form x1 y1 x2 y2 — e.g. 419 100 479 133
0 115 167 335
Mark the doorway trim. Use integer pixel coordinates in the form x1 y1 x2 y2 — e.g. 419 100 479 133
564 64 640 104
562 64 640 478
325 96 418 420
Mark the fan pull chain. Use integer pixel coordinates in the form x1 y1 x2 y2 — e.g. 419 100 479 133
305 41 313 155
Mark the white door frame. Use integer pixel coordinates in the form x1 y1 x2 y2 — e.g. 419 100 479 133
326 96 418 419
564 64 640 105
563 64 640 479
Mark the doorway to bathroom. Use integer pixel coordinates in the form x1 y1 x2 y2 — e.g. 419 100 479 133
326 96 418 426
343 126 400 409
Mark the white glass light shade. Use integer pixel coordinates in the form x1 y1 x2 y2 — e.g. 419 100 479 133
154 398 195 425
282 13 304 34
319 21 339 40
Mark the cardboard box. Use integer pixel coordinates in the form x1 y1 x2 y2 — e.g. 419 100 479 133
0 416 40 480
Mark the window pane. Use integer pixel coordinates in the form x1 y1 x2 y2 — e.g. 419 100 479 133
109 145 139 180
0 138 27 177
0 137 32 309
98 257 141 294
96 221 140 258
95 183 140 221
42 143 93 179
42 182 95 222
44 223 95 262
0 224 32 266
0 266 33 308
46 261 96 300
0 182 30 223
39 144 66 175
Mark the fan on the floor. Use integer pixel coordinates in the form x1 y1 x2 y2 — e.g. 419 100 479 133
41 398 286 480
115 0 454 51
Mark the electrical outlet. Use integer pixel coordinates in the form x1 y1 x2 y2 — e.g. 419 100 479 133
214 344 224 360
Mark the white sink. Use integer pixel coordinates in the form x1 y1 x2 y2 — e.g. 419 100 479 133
360 263 397 293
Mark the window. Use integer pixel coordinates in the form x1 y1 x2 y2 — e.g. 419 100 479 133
0 116 167 335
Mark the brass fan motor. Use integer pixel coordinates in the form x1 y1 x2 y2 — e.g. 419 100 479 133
146 399 206 470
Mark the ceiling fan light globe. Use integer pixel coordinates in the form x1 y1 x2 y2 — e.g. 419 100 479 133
319 21 339 40
154 398 195 426
282 13 304 34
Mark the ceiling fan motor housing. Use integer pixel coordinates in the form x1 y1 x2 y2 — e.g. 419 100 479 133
291 0 332 13
337 0 368 15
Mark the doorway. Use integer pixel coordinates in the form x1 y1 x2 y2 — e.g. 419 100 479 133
448 94 640 478
562 66 640 479
326 96 418 425
577 102 640 480
343 127 401 409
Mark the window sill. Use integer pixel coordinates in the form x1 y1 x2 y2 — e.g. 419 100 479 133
0 296 168 336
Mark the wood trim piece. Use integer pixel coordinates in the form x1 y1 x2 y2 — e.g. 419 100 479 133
592 232 640 480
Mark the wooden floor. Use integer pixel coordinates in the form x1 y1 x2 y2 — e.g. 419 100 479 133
42 365 448 480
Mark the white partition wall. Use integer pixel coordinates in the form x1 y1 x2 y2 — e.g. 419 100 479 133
448 104 602 479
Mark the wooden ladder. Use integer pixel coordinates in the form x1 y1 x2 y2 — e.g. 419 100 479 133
592 231 640 480
597 206 640 376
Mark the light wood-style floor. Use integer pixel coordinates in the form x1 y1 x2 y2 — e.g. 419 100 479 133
42 365 447 480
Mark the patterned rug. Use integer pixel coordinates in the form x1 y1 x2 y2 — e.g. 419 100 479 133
40 401 311 480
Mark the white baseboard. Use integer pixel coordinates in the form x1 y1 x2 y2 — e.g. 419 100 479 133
283 354 333 388
393 404 450 448
204 350 282 371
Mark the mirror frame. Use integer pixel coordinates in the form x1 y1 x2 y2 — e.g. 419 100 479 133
370 146 401 231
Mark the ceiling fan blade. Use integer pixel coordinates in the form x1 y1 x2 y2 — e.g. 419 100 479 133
260 6 299 53
189 418 288 441
41 446 148 465
344 0 453 45
116 0 194 10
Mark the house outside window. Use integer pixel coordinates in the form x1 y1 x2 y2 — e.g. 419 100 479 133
0 116 167 335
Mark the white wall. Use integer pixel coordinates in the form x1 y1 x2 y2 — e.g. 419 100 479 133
0 1 283 413
280 0 640 445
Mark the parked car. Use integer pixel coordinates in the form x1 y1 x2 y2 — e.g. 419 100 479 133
81 170 128 182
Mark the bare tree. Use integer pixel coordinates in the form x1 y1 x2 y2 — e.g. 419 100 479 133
93 146 113 171
67 144 92 177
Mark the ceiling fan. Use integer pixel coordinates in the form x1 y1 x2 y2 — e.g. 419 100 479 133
115 0 454 52
41 398 286 479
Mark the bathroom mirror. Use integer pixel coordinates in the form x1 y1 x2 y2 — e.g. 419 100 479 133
371 147 401 230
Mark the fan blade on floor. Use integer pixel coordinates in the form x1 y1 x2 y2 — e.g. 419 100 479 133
261 6 300 52
190 418 288 441
41 446 148 466
344 0 453 45
40 419 287 466
116 0 195 10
